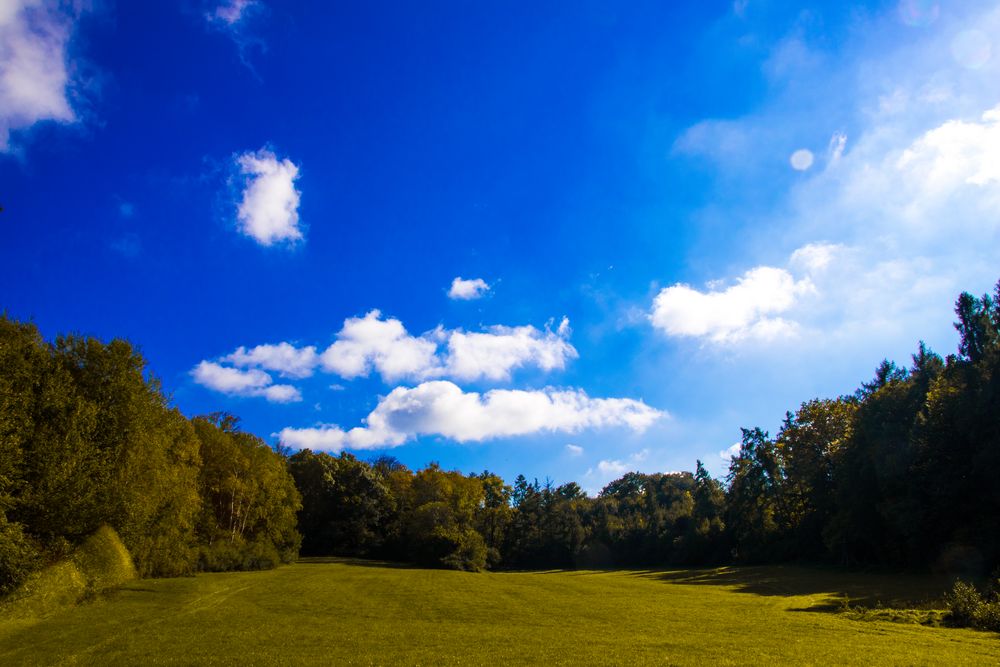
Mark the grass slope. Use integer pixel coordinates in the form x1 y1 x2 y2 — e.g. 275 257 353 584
1 559 997 665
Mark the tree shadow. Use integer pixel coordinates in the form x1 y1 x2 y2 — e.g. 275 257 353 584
295 556 423 570
637 565 954 611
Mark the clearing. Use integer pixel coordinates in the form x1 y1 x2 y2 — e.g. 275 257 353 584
1 559 997 665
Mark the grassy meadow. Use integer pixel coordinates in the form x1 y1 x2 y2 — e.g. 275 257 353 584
1 559 998 665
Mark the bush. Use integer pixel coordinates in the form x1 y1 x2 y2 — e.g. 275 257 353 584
945 579 1000 632
1 525 136 619
72 524 137 592
1 561 88 619
198 539 282 572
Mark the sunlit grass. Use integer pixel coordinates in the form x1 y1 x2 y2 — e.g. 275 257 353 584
1 559 998 665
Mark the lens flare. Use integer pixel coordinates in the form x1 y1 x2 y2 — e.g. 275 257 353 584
951 30 992 69
898 0 939 28
789 149 814 171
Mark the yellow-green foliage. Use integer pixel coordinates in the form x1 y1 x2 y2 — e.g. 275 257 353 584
1 525 135 620
1 561 998 665
0 560 87 620
71 524 137 592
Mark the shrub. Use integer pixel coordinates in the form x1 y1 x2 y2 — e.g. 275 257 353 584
945 579 1000 632
72 524 137 593
1 525 136 619
1 561 88 619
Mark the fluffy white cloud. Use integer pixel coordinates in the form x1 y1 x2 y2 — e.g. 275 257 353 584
319 310 577 383
278 381 663 452
320 310 440 381
565 443 584 456
0 1 81 150
650 267 813 343
196 313 579 399
224 342 318 379
443 320 577 381
191 360 301 403
448 277 490 300
235 149 303 246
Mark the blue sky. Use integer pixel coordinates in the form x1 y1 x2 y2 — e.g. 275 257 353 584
3 0 999 493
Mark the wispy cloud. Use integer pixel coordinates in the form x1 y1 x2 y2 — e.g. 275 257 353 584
278 381 663 452
0 1 83 150
207 0 258 26
234 148 304 246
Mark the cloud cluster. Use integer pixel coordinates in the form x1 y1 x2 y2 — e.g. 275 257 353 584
235 149 303 246
657 0 1000 355
197 311 579 400
191 361 302 403
650 266 813 343
448 277 490 300
0 1 81 150
278 381 662 452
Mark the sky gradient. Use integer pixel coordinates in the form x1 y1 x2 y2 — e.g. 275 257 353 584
3 0 999 493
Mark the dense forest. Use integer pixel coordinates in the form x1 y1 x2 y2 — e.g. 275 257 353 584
2 279 1000 595
0 319 300 595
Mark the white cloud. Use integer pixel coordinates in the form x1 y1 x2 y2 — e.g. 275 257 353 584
0 1 81 150
278 381 663 452
208 0 257 26
224 342 318 379
443 321 577 381
828 133 847 162
565 443 584 456
584 449 651 492
260 384 302 403
448 277 490 300
196 313 579 399
319 310 577 383
319 310 440 382
190 360 301 403
719 442 741 461
235 149 303 246
650 266 813 343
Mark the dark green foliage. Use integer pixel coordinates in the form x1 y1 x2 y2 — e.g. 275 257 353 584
0 315 302 594
288 450 392 556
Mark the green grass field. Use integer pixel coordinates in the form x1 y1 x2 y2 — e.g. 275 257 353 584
1 559 997 665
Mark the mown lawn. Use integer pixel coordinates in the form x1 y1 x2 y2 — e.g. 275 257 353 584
1 559 997 665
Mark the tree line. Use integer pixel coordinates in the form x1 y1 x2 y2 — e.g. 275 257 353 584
286 280 1000 575
2 278 999 591
0 319 300 595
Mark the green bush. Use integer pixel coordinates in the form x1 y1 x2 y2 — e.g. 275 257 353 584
1 561 87 619
71 524 137 593
198 539 282 572
1 525 136 619
945 579 1000 632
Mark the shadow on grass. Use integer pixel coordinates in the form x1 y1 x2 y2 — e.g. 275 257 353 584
296 556 423 570
637 565 954 611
